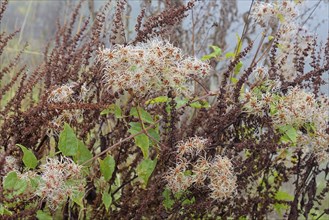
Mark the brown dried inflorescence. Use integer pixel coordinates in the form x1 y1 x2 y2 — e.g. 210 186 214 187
0 0 329 219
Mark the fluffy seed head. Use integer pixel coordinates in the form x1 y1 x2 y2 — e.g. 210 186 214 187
98 39 212 98
36 157 85 210
47 83 77 103
165 136 237 201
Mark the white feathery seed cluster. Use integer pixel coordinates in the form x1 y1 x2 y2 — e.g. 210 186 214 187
271 88 327 128
36 157 85 210
47 83 90 133
47 83 77 103
176 136 208 157
242 83 329 163
208 156 237 201
250 0 315 81
1 155 20 175
250 1 300 27
98 39 211 97
50 111 82 133
164 137 237 201
278 88 329 162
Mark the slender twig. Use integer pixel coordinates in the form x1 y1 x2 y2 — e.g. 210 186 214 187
301 0 321 27
112 175 138 196
17 0 32 46
254 38 274 65
191 8 195 57
190 75 209 94
250 29 268 67
234 0 254 56
82 120 160 166
315 211 325 220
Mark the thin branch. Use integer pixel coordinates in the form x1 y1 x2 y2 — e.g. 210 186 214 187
301 0 322 27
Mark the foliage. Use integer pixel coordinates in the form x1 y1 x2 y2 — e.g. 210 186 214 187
0 0 329 219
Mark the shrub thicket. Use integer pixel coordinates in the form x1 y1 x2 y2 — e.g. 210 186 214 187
0 0 328 219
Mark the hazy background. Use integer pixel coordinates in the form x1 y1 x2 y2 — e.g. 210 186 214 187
2 0 328 52
1 0 328 93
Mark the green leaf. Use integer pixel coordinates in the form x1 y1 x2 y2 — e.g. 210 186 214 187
209 45 222 56
59 123 79 156
136 159 157 189
148 128 160 145
167 97 199 112
128 122 142 134
30 176 41 189
274 203 289 217
129 124 159 146
274 190 293 217
182 196 195 205
58 124 92 164
201 45 222 61
225 52 235 59
162 188 174 211
174 97 188 108
71 191 84 207
304 122 316 134
130 107 154 124
13 179 27 195
145 96 169 105
230 77 238 84
0 204 12 216
128 121 159 146
17 144 38 169
201 54 214 61
268 35 274 41
135 134 150 159
3 171 18 190
100 104 122 118
277 13 285 22
102 192 112 212
190 100 211 109
183 170 193 176
235 33 242 57
36 210 52 220
99 155 116 181
73 140 92 165
174 190 184 199
114 105 123 119
275 190 293 201
189 101 202 108
279 125 297 144
234 61 243 75
270 104 277 115
277 43 284 51
100 109 110 115
128 122 150 158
